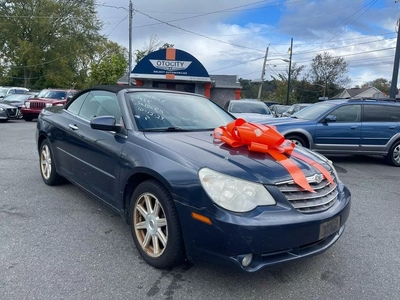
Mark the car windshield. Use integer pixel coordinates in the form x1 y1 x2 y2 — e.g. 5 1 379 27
128 92 234 131
230 102 271 114
292 102 337 120
37 90 67 99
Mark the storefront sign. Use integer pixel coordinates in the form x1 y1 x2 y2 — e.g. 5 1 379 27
131 48 210 82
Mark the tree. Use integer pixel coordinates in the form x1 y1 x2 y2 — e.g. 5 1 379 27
89 41 128 86
361 78 391 94
308 52 350 97
134 35 174 63
271 63 305 104
0 0 103 89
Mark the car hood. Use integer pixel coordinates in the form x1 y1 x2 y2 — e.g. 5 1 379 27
1 101 23 107
232 113 274 122
254 117 311 126
30 97 64 102
0 103 18 109
143 131 330 185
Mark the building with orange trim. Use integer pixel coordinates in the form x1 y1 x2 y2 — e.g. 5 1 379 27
118 48 241 107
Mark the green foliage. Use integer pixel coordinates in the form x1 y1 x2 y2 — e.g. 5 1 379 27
0 0 103 89
308 52 350 96
89 53 127 86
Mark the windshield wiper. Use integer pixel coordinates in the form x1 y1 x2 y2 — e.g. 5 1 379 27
142 127 189 132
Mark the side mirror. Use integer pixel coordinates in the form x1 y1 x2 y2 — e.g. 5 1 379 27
91 116 122 132
324 115 337 123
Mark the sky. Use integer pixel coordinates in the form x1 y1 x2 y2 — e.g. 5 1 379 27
96 0 400 87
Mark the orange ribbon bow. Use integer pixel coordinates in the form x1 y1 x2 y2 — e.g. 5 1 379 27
214 118 334 192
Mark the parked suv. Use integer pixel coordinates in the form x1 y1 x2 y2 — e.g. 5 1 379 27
259 99 400 166
21 88 78 121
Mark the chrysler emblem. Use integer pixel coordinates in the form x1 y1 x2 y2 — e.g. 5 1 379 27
308 173 324 184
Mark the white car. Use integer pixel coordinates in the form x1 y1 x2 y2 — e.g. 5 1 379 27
0 87 30 99
224 99 274 122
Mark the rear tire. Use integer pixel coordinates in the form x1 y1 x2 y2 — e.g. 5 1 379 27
39 139 63 185
130 180 185 269
385 141 400 167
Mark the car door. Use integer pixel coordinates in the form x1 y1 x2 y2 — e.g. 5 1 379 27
314 104 362 152
58 90 126 208
361 104 400 152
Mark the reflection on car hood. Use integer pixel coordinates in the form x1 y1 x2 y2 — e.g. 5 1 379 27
232 113 274 122
144 131 329 185
0 103 18 109
253 117 310 126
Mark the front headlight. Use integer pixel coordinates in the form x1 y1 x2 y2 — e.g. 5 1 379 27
0 107 4 111
25 101 30 108
45 103 52 107
198 168 276 212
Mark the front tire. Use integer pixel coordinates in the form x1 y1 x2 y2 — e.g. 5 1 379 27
24 115 33 121
385 140 400 166
39 139 63 185
130 180 185 269
286 134 307 147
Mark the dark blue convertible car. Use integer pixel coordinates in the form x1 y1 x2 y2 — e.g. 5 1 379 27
36 86 351 272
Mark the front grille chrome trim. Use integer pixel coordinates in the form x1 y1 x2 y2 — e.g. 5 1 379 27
276 172 338 214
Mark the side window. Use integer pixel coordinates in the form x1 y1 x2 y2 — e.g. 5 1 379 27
363 105 400 122
67 93 88 115
330 105 361 122
78 92 100 121
77 90 121 123
91 91 122 124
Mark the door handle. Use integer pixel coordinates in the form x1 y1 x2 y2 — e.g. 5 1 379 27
350 126 358 129
69 124 79 130
389 126 395 129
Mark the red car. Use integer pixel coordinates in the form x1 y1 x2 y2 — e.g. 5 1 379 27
21 89 79 121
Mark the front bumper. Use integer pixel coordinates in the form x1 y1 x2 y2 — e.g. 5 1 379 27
175 184 351 272
21 108 40 117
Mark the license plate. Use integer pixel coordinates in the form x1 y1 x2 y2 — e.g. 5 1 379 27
319 216 340 240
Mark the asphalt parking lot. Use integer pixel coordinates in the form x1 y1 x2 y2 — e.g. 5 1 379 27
1 119 399 300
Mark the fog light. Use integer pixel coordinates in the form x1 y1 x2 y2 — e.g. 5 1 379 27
242 254 253 267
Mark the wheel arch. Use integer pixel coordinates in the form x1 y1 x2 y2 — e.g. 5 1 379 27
282 129 313 148
122 168 174 224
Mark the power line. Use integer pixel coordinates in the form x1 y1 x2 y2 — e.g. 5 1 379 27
135 9 264 52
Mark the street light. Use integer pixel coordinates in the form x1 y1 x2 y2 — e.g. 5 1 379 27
257 53 290 100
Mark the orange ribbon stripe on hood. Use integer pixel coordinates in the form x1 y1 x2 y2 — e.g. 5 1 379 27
214 118 334 192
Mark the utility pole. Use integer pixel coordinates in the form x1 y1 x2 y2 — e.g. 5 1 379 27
285 37 293 105
390 15 400 98
128 0 133 85
257 46 269 100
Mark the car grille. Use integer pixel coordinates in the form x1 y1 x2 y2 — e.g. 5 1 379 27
6 108 19 117
30 102 46 109
276 173 338 213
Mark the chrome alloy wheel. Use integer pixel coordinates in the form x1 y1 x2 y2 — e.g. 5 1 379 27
133 193 168 258
393 144 400 164
290 139 303 146
40 144 52 180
